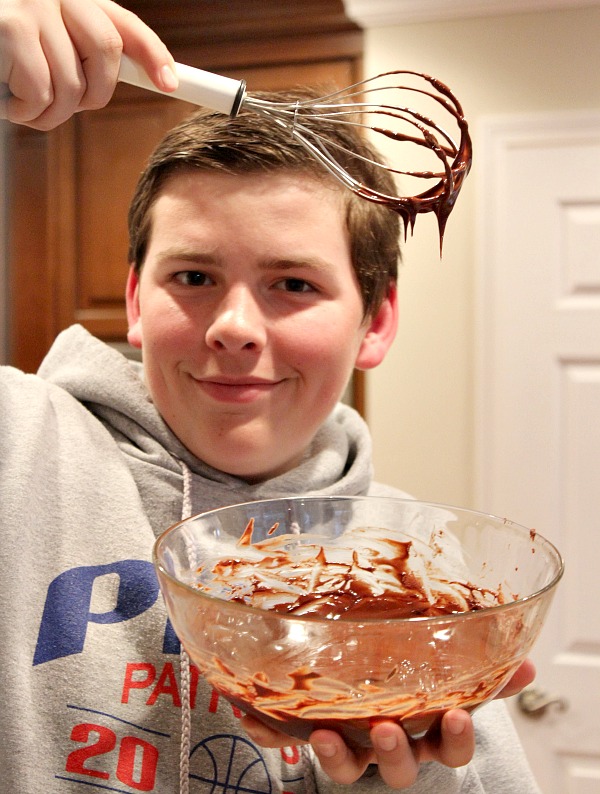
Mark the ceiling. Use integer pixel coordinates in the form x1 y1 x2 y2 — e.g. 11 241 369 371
343 0 600 26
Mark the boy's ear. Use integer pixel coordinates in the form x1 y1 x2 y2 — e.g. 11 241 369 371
354 284 398 371
125 267 143 349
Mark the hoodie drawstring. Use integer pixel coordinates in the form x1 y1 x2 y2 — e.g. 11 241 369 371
178 462 194 794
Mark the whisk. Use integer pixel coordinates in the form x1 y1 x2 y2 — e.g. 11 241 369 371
119 55 472 246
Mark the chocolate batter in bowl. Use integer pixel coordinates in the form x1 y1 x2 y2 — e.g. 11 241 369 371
153 496 563 749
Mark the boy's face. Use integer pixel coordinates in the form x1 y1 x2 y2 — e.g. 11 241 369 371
126 170 397 482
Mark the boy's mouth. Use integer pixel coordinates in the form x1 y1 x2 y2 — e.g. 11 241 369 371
193 375 283 403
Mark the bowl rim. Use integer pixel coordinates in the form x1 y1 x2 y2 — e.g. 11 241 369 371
152 495 565 626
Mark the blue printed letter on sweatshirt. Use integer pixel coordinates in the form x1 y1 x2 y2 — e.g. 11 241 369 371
34 560 159 665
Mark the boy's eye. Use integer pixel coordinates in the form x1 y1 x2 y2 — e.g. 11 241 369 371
275 277 316 294
174 271 213 286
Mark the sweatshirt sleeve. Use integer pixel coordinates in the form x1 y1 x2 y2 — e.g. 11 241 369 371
312 700 541 794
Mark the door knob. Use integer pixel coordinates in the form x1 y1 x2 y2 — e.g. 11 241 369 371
517 687 568 718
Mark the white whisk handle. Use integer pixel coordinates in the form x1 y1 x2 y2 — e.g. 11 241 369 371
118 55 246 117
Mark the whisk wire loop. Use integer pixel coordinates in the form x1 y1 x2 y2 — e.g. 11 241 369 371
291 101 301 138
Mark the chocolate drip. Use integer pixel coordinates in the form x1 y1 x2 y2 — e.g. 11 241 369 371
356 71 472 252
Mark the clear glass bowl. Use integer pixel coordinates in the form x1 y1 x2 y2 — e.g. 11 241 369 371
153 496 563 748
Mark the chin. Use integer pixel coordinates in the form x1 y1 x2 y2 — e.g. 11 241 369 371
207 451 305 484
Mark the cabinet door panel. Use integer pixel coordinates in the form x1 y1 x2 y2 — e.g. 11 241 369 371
8 130 53 373
75 94 192 337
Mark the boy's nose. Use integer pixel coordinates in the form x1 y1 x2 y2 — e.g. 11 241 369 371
205 288 267 352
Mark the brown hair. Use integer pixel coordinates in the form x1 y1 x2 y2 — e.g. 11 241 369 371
128 87 400 317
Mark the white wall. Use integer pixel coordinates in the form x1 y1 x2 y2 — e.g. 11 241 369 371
364 6 600 505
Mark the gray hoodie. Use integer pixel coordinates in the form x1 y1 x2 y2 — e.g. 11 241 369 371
0 325 540 793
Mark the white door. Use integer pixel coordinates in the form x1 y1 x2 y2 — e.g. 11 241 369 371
475 112 600 794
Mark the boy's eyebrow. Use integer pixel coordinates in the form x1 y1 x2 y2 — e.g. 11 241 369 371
155 247 217 265
260 256 333 273
154 247 334 272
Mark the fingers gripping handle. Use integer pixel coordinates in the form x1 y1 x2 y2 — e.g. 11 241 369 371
0 56 246 117
118 55 246 117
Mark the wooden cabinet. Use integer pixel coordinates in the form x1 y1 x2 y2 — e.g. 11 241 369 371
7 0 364 406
